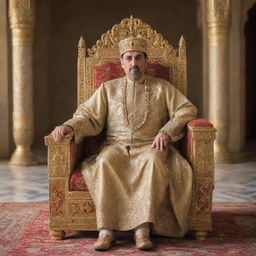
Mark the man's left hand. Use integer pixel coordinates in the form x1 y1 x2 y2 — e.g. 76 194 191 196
151 133 169 152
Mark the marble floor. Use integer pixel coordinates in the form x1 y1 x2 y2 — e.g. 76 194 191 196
0 145 255 202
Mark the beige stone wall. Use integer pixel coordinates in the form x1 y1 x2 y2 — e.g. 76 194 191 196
33 0 203 152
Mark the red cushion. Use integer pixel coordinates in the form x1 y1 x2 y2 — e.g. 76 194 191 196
93 61 125 89
188 118 213 128
69 166 88 191
93 61 172 89
146 62 170 82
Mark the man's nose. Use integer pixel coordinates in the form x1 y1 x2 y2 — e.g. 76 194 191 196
131 57 137 66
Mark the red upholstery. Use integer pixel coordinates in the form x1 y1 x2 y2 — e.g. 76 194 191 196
93 61 171 89
188 118 213 128
93 61 125 89
69 166 88 191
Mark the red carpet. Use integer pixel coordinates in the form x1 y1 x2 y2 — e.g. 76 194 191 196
0 202 255 256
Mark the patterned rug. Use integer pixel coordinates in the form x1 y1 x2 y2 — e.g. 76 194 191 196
0 202 255 256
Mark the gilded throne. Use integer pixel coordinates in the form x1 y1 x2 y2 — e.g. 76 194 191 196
45 16 216 241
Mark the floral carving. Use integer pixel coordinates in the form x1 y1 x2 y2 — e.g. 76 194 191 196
88 16 176 57
48 146 68 177
49 179 65 217
69 200 96 216
195 179 213 216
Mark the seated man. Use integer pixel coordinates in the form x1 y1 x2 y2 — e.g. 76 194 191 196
51 37 197 251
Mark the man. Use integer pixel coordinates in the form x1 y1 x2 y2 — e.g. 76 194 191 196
51 37 197 251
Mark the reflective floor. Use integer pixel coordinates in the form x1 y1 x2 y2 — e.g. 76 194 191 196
0 146 255 202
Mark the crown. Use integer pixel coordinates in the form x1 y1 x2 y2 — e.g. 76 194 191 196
118 37 147 56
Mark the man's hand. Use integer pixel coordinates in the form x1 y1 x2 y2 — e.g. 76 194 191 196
151 132 169 152
51 125 74 142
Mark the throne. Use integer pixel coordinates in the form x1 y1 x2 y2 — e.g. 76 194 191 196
45 16 216 241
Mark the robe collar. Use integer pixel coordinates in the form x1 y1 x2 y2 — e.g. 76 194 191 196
126 75 145 85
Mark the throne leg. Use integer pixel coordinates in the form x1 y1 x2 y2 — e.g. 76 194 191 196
194 231 208 240
50 230 66 240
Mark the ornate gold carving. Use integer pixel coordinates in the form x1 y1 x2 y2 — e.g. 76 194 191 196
190 130 216 140
195 178 213 216
83 57 101 101
178 36 187 95
78 16 187 102
178 36 186 59
68 191 92 200
188 128 216 232
88 16 176 57
69 200 96 216
49 179 66 217
45 135 73 146
77 37 86 105
48 146 69 178
50 216 97 230
207 0 231 28
194 139 214 177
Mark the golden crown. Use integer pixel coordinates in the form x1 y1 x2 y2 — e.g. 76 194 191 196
118 37 147 56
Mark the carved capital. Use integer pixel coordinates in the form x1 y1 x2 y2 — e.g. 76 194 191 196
9 0 35 30
206 0 231 28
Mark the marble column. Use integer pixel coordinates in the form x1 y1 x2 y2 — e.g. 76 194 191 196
206 0 231 163
9 0 37 166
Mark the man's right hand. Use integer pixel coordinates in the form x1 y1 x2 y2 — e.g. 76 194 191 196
51 125 75 142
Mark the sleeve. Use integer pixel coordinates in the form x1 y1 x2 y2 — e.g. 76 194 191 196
159 84 197 142
63 83 108 143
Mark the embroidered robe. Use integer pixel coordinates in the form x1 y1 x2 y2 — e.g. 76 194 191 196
64 75 197 237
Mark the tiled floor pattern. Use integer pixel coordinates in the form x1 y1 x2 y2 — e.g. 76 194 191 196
0 147 255 202
0 162 48 202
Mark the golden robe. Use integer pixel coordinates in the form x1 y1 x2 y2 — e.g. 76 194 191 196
64 75 197 237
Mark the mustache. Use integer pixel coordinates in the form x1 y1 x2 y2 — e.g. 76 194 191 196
129 65 140 71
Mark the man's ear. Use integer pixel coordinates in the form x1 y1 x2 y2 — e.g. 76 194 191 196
120 57 124 68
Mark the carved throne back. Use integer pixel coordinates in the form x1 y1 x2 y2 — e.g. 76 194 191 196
77 16 187 105
77 16 188 155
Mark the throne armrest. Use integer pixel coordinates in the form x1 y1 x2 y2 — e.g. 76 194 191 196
44 135 84 177
185 118 216 231
186 119 216 164
44 135 84 218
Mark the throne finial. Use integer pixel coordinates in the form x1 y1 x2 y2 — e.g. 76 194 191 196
130 14 133 19
179 35 186 58
79 36 85 48
179 35 186 47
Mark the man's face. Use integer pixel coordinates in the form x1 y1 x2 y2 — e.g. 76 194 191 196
120 51 147 81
